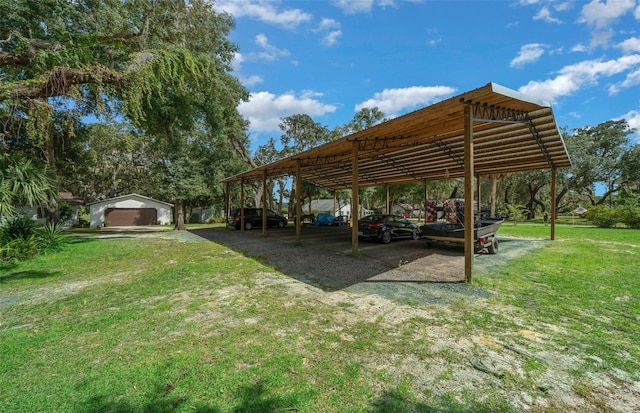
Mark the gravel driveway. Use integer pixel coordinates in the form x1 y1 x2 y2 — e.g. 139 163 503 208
190 225 546 290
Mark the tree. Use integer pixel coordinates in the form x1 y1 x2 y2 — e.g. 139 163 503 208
559 120 636 207
341 107 387 135
277 114 333 215
54 121 157 201
254 138 284 212
1 0 251 229
0 153 56 220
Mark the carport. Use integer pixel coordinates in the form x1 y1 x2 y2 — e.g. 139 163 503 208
222 82 572 282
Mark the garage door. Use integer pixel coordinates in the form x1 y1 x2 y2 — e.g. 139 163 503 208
105 208 157 226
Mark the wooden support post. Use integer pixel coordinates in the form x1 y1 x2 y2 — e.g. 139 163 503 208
476 175 482 220
424 180 428 223
551 168 556 241
240 177 245 233
296 160 302 244
464 105 474 282
334 191 337 217
225 182 230 224
352 141 360 257
490 175 498 218
385 184 390 215
262 170 267 237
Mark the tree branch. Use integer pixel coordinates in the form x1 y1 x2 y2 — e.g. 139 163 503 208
2 65 124 100
0 34 140 69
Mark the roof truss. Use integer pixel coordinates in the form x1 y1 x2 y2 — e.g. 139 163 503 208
223 82 572 190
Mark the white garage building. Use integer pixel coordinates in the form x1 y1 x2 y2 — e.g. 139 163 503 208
89 193 173 228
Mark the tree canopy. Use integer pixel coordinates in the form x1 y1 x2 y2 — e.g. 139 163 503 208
1 0 251 227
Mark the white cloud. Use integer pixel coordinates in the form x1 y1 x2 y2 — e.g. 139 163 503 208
518 0 541 5
355 86 456 116
519 54 640 103
245 34 290 62
333 0 374 14
554 2 573 12
332 0 419 14
231 52 263 87
510 43 548 68
315 18 342 47
215 0 312 30
318 17 341 31
533 6 563 23
609 68 640 94
571 43 589 53
617 37 640 54
618 110 640 142
238 91 337 132
589 29 615 49
322 31 343 47
579 0 636 29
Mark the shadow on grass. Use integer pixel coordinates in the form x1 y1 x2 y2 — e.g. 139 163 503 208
78 383 516 413
79 381 306 413
372 388 517 413
0 269 63 284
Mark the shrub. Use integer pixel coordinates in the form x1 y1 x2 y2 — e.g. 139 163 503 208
503 204 528 225
585 206 619 228
58 202 73 223
0 219 66 263
1 216 36 243
619 206 640 229
0 236 40 263
34 223 67 253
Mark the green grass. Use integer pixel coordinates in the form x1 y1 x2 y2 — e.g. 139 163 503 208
1 224 639 412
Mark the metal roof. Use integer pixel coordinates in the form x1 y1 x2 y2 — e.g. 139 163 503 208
223 82 572 189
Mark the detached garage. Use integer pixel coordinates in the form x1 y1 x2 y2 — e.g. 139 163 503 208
89 193 173 228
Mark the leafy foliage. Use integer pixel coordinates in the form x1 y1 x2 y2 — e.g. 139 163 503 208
584 206 619 228
0 217 66 263
0 153 56 220
1 0 251 230
503 204 529 225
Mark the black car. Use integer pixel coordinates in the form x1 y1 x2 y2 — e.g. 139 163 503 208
228 208 288 230
357 214 420 244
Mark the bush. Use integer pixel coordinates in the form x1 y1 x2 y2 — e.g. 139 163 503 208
0 219 66 264
1 216 36 243
34 223 67 253
585 206 619 228
619 206 640 229
0 236 40 263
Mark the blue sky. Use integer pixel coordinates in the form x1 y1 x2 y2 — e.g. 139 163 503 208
214 0 640 151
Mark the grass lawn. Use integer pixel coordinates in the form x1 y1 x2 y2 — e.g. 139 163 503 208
1 223 638 412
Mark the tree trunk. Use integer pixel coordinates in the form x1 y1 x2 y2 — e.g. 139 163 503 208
174 198 186 231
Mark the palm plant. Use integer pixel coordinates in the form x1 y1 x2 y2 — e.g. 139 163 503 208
0 153 56 220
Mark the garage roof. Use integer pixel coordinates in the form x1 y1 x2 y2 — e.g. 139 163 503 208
223 82 572 189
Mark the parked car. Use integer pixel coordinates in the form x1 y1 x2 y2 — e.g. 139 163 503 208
228 208 288 230
357 214 420 244
314 212 337 226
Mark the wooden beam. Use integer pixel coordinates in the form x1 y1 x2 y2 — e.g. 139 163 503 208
424 180 428 223
385 184 390 214
476 174 482 220
240 177 245 233
464 105 474 282
352 141 360 257
296 160 302 244
490 175 498 218
262 170 267 237
551 168 556 241
225 181 230 225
